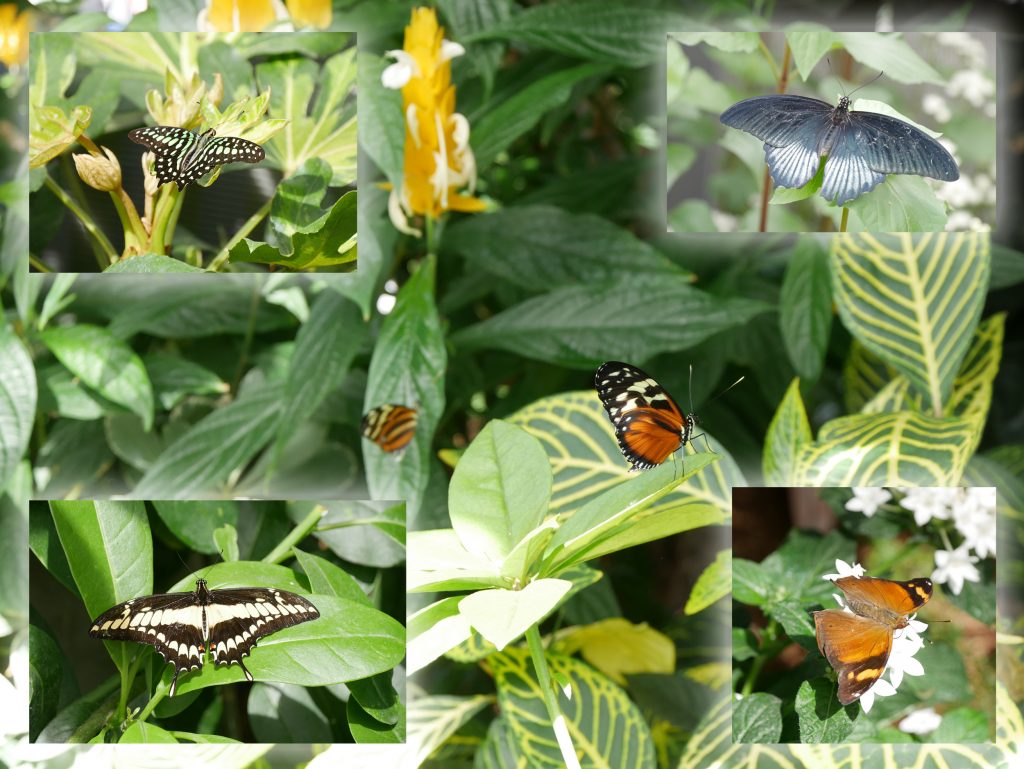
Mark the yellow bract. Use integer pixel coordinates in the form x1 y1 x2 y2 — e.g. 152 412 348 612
383 7 485 236
0 4 30 69
204 0 275 32
285 0 331 29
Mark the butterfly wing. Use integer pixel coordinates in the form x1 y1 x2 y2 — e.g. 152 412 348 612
129 126 202 190
849 111 959 180
89 590 206 696
204 586 320 682
721 95 835 190
362 404 418 453
813 608 893 705
594 361 686 470
833 575 933 616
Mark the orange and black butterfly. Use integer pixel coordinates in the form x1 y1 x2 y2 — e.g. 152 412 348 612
813 575 932 705
594 361 700 471
361 404 418 453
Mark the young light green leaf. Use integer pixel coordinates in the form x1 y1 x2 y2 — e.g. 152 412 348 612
458 578 572 650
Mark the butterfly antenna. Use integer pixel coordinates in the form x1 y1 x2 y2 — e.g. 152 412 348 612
688 364 696 415
848 70 885 99
702 375 746 409
827 57 846 98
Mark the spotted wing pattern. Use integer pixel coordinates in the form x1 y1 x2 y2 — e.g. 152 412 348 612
89 579 319 696
594 361 691 471
129 126 265 191
362 404 418 453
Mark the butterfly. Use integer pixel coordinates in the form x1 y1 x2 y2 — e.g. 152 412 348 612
720 94 959 205
813 574 932 705
128 126 265 191
362 404 418 453
89 578 319 697
594 361 700 471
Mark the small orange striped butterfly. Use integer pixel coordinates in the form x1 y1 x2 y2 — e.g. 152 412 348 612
813 575 932 705
361 404 418 453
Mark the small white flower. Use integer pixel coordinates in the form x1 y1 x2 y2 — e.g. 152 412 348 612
900 707 943 734
952 487 997 559
858 677 897 713
381 50 419 89
932 543 981 595
822 559 865 582
947 70 994 108
845 488 892 517
440 39 465 63
899 488 954 527
922 93 951 123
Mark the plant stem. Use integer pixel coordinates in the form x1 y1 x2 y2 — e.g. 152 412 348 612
525 625 581 769
135 679 169 724
28 254 50 272
261 506 326 564
229 279 262 395
840 207 849 232
758 42 792 233
741 618 778 697
206 197 273 272
44 174 117 267
148 186 181 254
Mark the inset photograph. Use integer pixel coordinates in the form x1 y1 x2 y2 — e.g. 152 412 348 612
29 499 406 743
28 31 356 272
666 31 995 233
732 487 995 744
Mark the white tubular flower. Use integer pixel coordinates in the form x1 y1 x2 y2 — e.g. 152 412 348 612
822 559 865 582
900 707 942 734
845 488 892 517
899 488 953 527
932 543 981 595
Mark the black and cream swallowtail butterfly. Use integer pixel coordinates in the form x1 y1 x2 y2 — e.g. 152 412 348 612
89 579 319 697
129 126 265 191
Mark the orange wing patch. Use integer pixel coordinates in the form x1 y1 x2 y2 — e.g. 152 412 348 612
813 575 932 706
362 404 418 453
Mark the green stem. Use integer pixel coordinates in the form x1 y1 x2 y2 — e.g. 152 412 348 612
840 207 849 232
135 678 170 724
525 626 581 769
110 187 148 256
261 506 326 564
206 197 273 272
44 175 118 267
741 618 778 697
28 254 50 272
317 517 401 531
149 186 181 254
162 185 187 248
229 280 262 395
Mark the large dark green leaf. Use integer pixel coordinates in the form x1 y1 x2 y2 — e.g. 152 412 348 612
0 321 35 487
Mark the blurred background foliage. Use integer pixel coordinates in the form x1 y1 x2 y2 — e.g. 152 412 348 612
667 30 996 233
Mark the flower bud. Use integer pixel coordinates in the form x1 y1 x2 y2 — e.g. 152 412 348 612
73 147 122 191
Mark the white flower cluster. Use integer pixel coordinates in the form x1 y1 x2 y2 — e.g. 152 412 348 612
845 487 995 595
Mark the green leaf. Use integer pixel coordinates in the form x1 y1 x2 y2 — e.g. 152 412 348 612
763 378 813 486
151 501 240 554
364 255 447 524
847 176 949 232
29 624 65 741
832 232 989 412
779 237 832 381
33 420 113 497
407 695 493 768
264 158 334 251
292 548 372 607
271 289 365 465
684 549 730 615
134 382 283 498
797 410 977 485
469 3 674 68
248 682 332 742
459 578 571 650
143 352 227 411
214 525 239 562
471 61 608 169
256 49 356 184
836 32 944 85
930 707 991 743
489 646 655 767
0 322 36 488
104 255 205 273
104 413 163 471
449 420 552 565
785 24 840 81
408 597 472 674
357 52 405 188
39 324 155 431
451 279 771 368
315 501 406 570
733 692 783 743
121 721 178 743
347 671 404 727
796 679 856 743
348 695 405 743
230 189 357 269
0 475 29 627
443 205 691 291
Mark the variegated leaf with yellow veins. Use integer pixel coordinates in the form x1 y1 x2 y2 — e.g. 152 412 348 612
488 646 655 767
552 618 675 685
507 390 741 518
763 378 812 486
832 231 990 414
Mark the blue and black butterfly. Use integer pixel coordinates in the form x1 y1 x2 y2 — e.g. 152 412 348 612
129 126 265 191
720 93 959 206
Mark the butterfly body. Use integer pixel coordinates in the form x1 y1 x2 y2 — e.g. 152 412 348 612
89 578 319 696
129 126 265 190
813 575 932 705
594 361 698 471
720 93 958 205
362 404 418 453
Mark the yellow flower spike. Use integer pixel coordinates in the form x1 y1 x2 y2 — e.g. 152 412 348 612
0 4 30 69
382 7 485 238
285 0 330 29
73 147 122 191
203 0 276 32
